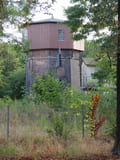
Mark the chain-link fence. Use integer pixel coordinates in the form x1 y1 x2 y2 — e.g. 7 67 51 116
0 105 89 140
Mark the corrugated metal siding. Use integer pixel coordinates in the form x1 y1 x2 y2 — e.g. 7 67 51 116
49 23 73 49
27 23 73 50
28 23 50 49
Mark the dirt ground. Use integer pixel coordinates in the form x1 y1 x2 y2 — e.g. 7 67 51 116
0 155 120 160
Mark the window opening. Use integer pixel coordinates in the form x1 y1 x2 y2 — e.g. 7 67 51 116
58 29 64 41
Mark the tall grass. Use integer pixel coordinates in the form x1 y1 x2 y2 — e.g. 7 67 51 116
0 134 114 158
0 94 116 159
0 97 88 140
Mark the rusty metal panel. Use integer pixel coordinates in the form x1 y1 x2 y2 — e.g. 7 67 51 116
49 23 73 49
27 22 73 50
27 23 50 50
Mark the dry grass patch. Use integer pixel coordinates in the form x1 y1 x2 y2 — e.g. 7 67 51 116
72 137 113 156
0 135 114 159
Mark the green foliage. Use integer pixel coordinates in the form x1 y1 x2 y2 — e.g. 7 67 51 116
84 40 101 58
87 79 98 88
33 74 65 108
65 0 117 40
0 143 17 155
0 0 54 98
0 85 116 137
48 112 64 137
97 87 116 136
47 112 72 139
105 65 116 86
65 0 117 86
0 0 54 36
92 57 111 82
0 43 26 99
83 41 116 85
92 56 116 85
63 87 91 111
0 43 20 75
8 68 25 99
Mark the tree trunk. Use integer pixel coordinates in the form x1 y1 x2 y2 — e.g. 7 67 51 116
112 0 120 155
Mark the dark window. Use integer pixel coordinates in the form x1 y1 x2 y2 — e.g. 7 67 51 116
57 48 62 67
58 29 64 41
58 54 62 67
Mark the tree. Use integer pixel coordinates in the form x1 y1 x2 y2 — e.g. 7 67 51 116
111 0 120 154
65 0 117 60
84 40 101 58
83 40 116 85
65 0 119 154
92 55 116 85
0 0 55 98
0 0 54 37
0 42 26 98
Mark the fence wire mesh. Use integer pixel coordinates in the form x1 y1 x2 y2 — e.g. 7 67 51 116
0 105 90 140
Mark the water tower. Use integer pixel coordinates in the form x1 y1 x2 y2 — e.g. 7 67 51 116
26 18 84 89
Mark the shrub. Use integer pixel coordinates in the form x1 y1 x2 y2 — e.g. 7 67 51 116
87 79 98 88
97 87 116 137
47 112 72 139
8 68 25 99
48 112 64 137
0 143 17 155
33 74 65 109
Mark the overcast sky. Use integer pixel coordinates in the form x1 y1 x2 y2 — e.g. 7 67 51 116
5 0 94 41
32 0 71 21
4 0 71 41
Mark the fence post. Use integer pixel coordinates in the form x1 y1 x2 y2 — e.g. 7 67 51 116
7 106 10 140
82 105 85 138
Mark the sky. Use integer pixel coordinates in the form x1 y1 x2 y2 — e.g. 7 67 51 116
32 0 71 21
4 0 71 41
4 0 94 41
33 0 71 21
32 0 95 40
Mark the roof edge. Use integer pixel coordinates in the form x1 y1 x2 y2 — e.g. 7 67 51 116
30 18 65 25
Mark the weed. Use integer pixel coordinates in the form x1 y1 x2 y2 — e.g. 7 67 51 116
68 144 82 157
0 143 17 155
59 149 69 158
33 136 47 144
